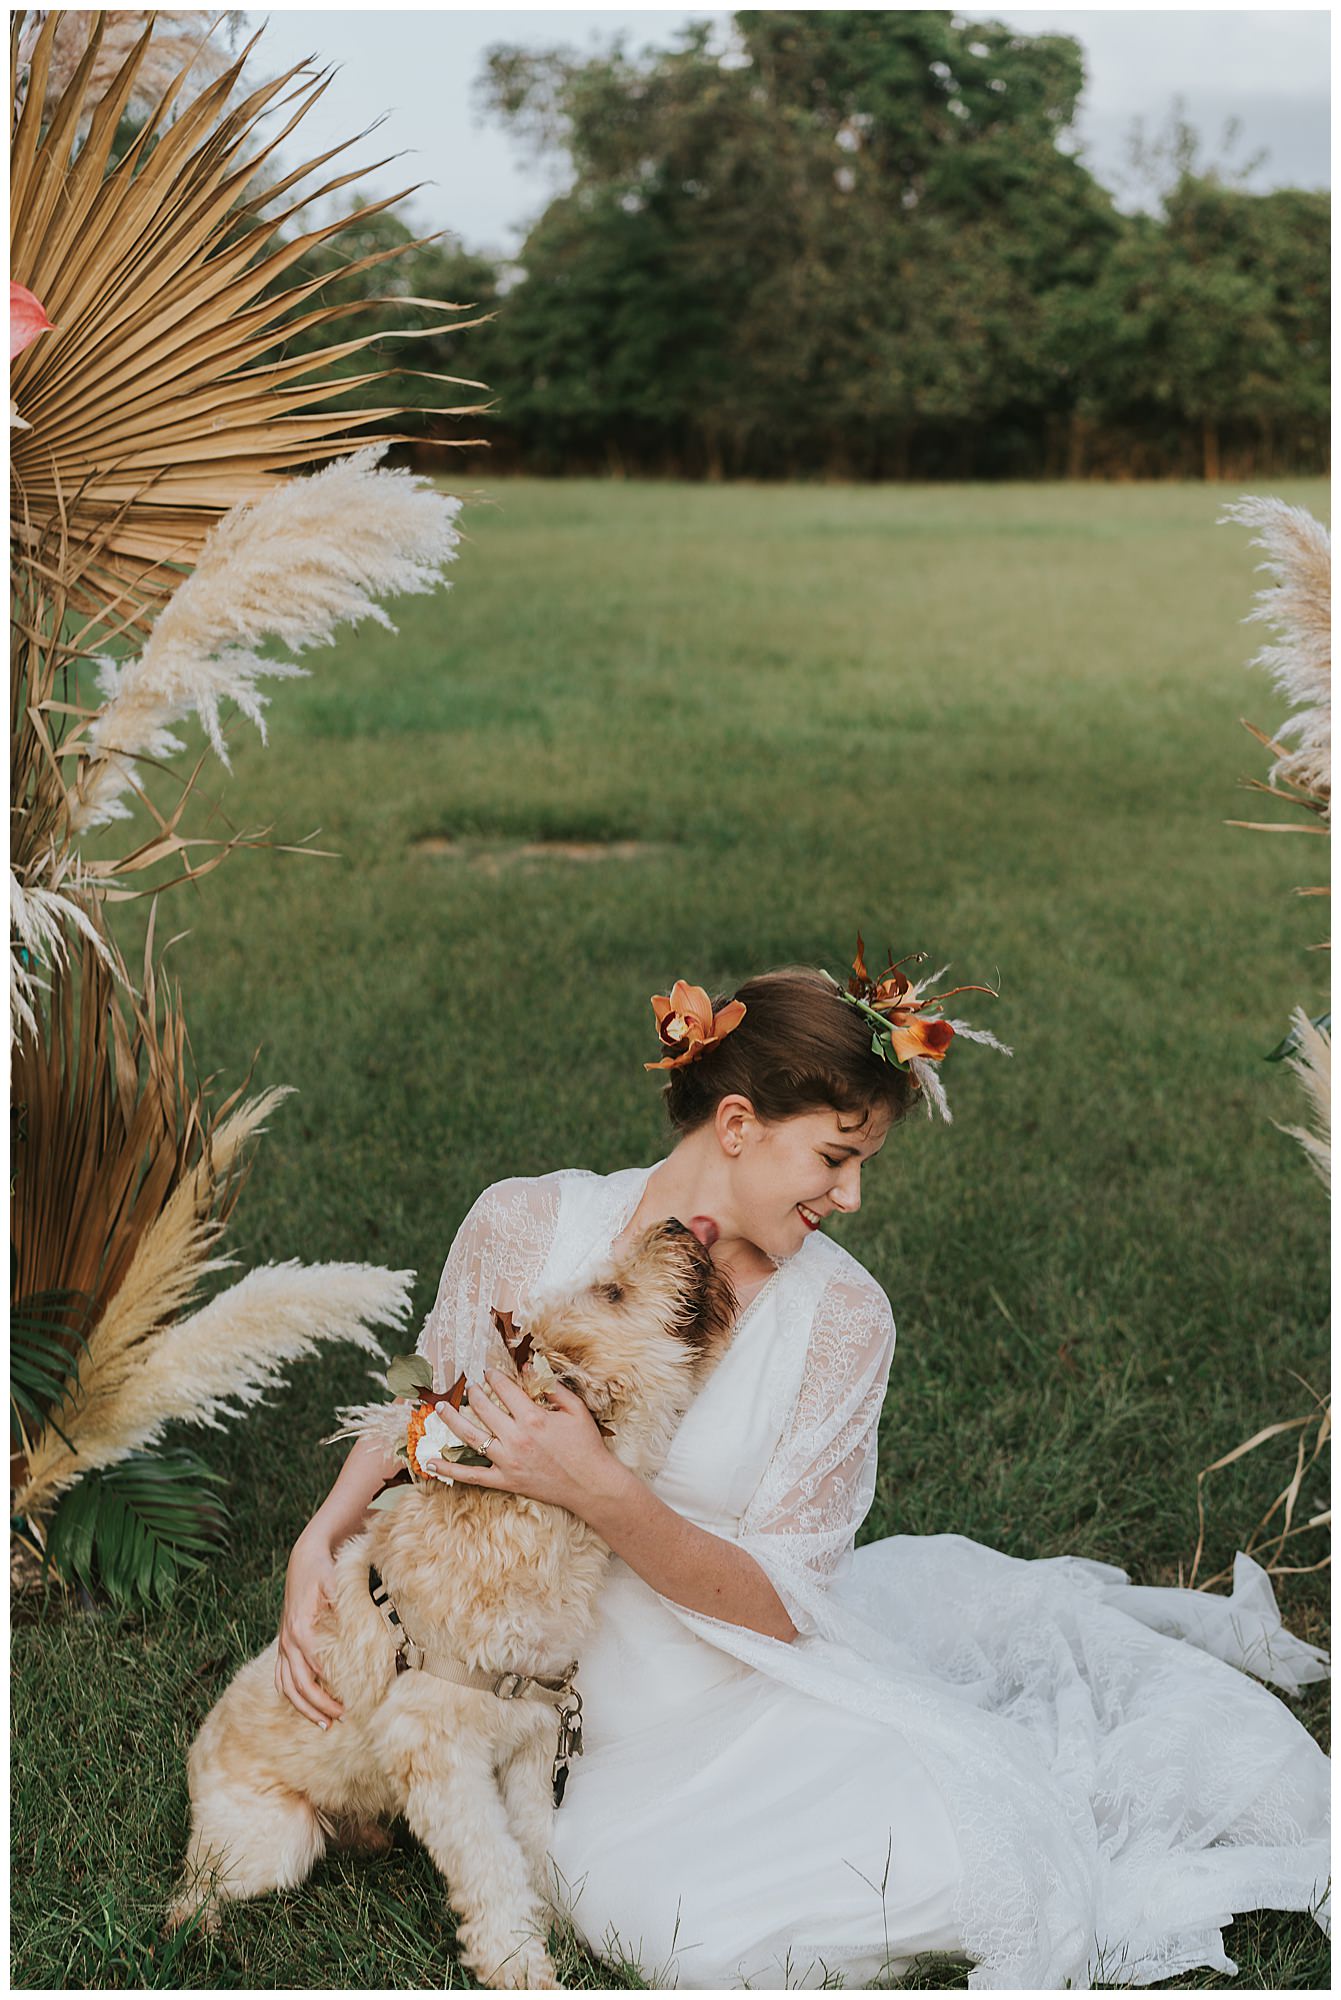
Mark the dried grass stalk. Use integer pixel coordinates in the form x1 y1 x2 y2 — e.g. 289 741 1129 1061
326 1396 410 1458
1189 1385 1331 1592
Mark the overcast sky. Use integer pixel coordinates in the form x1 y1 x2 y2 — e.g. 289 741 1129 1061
249 5 1331 256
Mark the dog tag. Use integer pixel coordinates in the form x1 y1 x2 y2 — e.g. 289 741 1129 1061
561 1696 584 1761
552 1691 584 1806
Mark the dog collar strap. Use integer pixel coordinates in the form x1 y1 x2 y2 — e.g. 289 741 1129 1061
368 1564 578 1703
368 1565 583 1805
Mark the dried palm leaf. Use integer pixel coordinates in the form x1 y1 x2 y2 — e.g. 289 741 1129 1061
10 10 487 633
14 10 241 130
9 908 230 1344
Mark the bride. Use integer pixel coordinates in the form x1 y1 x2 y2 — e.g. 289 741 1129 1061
276 954 1330 1989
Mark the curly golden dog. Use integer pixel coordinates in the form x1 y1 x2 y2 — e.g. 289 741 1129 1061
166 1220 734 1987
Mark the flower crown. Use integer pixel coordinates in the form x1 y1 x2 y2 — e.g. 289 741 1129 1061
642 939 1009 1120
822 932 1010 1121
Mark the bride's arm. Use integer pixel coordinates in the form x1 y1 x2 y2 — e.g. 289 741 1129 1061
728 1267 896 1640
581 1458 798 1641
427 1367 799 1639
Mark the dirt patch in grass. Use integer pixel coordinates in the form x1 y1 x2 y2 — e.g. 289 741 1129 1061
411 835 657 872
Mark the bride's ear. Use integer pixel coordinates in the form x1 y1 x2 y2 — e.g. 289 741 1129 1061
714 1093 757 1159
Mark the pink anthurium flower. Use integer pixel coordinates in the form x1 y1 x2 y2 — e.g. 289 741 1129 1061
10 281 54 361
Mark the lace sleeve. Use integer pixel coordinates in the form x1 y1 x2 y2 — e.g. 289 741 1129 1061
415 1175 563 1388
733 1263 896 1640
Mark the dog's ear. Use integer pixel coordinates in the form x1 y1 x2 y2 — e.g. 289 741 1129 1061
546 1354 626 1423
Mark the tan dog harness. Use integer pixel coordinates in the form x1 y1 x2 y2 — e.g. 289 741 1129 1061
368 1565 584 1803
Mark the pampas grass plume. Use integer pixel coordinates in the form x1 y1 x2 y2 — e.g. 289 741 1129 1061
1274 1009 1331 1189
1221 496 1331 809
73 1087 299 1411
71 448 463 828
17 1261 413 1520
10 873 117 1044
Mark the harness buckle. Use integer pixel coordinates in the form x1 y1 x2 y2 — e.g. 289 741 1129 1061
492 1670 531 1699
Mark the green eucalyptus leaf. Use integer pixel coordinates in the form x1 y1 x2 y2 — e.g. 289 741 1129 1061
442 1444 494 1468
368 1484 414 1512
385 1353 434 1397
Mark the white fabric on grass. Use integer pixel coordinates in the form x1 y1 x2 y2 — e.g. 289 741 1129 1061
417 1163 1329 1990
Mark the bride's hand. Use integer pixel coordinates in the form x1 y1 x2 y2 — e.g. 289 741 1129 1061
423 1372 621 1516
275 1529 343 1728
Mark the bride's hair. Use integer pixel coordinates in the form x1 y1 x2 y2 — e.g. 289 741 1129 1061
661 967 918 1134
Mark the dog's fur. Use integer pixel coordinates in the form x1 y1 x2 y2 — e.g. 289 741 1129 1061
166 1220 735 1987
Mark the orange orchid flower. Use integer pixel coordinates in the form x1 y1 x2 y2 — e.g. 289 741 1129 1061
645 980 747 1071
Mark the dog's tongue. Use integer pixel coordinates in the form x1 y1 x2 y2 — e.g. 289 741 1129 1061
688 1215 720 1248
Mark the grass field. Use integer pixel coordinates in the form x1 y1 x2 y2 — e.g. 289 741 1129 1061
11 477 1331 1989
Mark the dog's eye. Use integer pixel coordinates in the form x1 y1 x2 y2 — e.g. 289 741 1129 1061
597 1281 624 1305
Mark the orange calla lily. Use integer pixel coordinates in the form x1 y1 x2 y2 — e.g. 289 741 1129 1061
645 981 747 1070
888 1016 956 1063
867 963 955 1062
838 932 1000 1068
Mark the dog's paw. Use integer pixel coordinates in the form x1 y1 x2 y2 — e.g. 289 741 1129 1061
492 1944 560 1990
458 1922 561 1990
162 1894 220 1940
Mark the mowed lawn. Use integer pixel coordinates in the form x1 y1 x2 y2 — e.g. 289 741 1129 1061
13 478 1331 1990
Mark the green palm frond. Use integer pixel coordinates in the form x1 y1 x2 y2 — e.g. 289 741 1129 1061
42 1448 229 1606
1265 1009 1331 1063
10 1287 94 1452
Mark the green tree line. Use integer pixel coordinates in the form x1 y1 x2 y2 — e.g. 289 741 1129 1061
286 11 1329 480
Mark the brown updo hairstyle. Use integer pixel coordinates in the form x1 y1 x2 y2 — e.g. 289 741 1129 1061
660 967 919 1135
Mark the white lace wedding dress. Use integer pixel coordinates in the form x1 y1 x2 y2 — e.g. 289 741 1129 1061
416 1164 1330 1990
